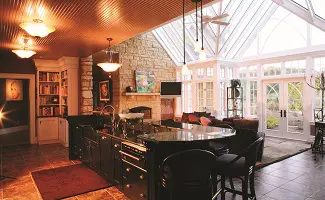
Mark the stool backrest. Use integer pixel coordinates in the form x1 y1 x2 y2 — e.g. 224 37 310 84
160 149 216 200
229 128 258 155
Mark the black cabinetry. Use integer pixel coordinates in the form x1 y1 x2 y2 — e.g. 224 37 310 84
111 138 122 189
81 138 100 172
99 134 113 182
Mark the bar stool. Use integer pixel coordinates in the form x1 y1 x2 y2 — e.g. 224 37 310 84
160 149 216 200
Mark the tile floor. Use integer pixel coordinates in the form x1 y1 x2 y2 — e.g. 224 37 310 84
0 144 324 200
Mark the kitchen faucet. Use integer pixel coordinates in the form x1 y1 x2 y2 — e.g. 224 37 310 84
100 105 115 127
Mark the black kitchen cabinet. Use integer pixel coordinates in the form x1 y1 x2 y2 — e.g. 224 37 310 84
81 138 100 172
111 138 122 189
122 161 148 199
71 124 83 159
99 133 113 182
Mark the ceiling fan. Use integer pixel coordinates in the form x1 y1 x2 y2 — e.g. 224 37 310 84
186 13 230 30
201 13 230 26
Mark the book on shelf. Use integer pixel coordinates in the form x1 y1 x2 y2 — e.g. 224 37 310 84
39 85 59 95
39 72 60 82
39 106 60 117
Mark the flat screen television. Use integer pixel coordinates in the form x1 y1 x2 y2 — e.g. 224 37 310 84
160 82 182 97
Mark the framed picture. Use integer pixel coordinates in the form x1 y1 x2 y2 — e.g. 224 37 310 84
6 79 23 101
99 80 110 101
135 70 155 93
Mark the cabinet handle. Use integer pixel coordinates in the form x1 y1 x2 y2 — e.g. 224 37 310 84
126 184 131 189
126 168 131 172
140 193 146 198
139 175 144 180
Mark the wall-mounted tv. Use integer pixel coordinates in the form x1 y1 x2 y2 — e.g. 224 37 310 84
160 82 182 97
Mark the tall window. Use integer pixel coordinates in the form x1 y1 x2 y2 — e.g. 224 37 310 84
250 81 258 115
236 66 258 117
263 63 281 76
285 60 306 74
207 67 213 77
314 57 325 109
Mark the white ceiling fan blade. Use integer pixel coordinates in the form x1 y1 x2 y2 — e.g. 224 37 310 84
210 13 229 21
211 21 230 26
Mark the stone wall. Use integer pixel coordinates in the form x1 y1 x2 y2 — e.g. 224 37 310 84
111 32 177 120
80 56 93 115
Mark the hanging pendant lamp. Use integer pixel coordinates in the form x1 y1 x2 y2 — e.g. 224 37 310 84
193 1 200 52
182 0 189 74
97 38 121 72
20 19 55 38
12 37 36 58
199 0 206 61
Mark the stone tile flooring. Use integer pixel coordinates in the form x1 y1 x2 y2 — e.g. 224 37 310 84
0 144 324 200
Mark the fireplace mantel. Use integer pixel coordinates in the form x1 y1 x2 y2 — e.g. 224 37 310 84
122 92 160 96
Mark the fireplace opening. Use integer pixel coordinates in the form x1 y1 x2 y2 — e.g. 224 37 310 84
129 106 152 119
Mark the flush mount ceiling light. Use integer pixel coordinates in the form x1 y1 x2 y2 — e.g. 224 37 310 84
20 19 55 38
97 38 121 72
12 37 36 58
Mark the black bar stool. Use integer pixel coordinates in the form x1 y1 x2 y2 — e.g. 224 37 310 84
160 149 217 200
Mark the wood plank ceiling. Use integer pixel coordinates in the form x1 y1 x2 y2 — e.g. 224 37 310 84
0 0 216 59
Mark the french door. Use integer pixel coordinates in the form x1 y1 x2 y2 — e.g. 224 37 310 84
263 78 307 140
197 82 214 112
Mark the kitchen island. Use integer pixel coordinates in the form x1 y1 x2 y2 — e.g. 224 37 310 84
67 115 235 200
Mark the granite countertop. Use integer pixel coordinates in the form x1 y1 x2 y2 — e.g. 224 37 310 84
138 128 235 143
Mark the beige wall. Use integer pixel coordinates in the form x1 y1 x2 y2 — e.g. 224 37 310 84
111 32 177 120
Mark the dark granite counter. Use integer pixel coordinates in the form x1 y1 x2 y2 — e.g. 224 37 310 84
138 129 235 143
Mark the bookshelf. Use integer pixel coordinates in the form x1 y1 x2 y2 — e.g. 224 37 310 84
38 71 60 117
61 70 68 117
35 57 79 147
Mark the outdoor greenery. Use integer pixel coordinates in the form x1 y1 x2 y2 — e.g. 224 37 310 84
267 116 279 129
288 83 303 114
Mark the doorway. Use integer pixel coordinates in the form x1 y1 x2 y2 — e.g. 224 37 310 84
196 82 214 112
262 78 308 140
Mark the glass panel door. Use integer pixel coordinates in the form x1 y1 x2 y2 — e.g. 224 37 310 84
263 81 282 137
284 81 306 140
197 83 204 112
196 82 214 112
263 79 307 140
206 82 214 112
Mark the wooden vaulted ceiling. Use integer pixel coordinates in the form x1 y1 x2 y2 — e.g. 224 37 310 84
0 0 216 59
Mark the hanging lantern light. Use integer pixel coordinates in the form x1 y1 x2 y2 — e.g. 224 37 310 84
97 38 121 72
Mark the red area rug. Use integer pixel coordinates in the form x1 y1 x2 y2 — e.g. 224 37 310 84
32 164 112 200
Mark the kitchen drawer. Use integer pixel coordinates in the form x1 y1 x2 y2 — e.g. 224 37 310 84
111 138 121 155
122 161 148 199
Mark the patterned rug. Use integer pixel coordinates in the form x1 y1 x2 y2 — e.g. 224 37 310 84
32 164 112 200
256 137 311 168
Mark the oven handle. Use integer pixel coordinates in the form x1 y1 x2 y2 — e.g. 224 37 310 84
119 150 143 161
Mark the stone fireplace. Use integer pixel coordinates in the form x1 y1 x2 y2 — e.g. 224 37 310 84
129 106 152 119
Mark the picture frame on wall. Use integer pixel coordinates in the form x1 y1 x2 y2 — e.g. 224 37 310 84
135 70 155 93
6 79 23 101
99 80 110 101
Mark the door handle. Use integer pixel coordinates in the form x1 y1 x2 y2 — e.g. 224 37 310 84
284 110 287 118
280 110 282 117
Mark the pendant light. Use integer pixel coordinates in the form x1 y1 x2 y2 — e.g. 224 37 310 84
12 37 36 58
20 19 55 38
199 0 206 61
193 1 200 52
97 38 121 72
182 0 189 74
